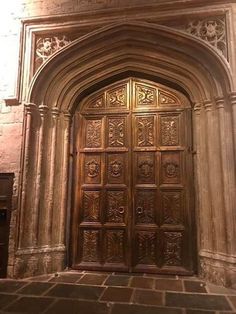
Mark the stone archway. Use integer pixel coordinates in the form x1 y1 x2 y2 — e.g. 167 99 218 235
15 22 236 287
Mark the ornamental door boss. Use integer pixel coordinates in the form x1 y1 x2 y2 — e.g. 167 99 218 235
72 78 195 274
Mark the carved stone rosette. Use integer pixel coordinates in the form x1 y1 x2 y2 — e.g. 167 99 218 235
185 16 227 58
35 35 72 71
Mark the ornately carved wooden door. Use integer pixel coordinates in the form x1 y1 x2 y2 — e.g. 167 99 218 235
72 78 195 274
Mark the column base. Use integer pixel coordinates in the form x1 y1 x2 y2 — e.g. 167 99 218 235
199 250 236 288
13 246 66 278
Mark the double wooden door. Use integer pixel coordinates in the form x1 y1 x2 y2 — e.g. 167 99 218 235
72 78 195 274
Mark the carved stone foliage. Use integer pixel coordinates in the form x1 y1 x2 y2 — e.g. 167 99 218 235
107 154 125 184
135 190 156 224
163 232 182 266
82 230 99 262
106 230 125 263
82 191 100 222
84 155 101 184
107 85 127 108
85 119 102 148
161 191 183 225
136 116 155 147
160 116 179 146
108 117 126 147
136 84 156 107
106 191 126 223
137 153 155 184
185 16 227 58
136 231 156 265
161 152 181 184
35 35 72 71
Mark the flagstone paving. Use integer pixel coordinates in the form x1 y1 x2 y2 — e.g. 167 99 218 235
0 271 235 313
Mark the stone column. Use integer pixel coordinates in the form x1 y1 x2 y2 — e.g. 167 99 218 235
18 103 36 248
58 111 71 246
43 107 60 246
32 105 48 246
204 100 226 254
196 102 214 252
215 97 236 255
229 92 236 163
193 103 205 251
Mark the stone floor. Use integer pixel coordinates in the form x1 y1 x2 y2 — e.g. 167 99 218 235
0 271 236 313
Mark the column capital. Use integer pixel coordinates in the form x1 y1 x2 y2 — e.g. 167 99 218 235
24 102 36 114
215 97 225 109
193 103 202 114
203 100 213 111
38 105 49 116
51 107 60 118
229 92 236 105
63 110 72 121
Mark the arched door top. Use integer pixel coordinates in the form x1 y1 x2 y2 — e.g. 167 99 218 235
27 22 234 110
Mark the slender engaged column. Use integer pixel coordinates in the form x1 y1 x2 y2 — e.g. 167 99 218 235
58 111 71 246
18 103 36 248
229 92 236 163
32 105 49 246
44 107 60 246
194 103 213 252
193 104 204 249
204 100 226 254
216 97 236 255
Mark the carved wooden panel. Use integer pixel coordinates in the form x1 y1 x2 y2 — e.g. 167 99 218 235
135 115 155 147
87 96 105 109
135 83 157 108
163 232 183 266
81 230 100 262
106 84 128 108
136 152 155 184
161 191 183 225
160 115 180 146
106 190 127 223
135 190 156 224
84 118 103 148
107 117 126 148
84 154 101 184
135 231 157 265
105 230 125 263
107 153 126 184
161 152 181 184
159 90 180 106
82 190 101 222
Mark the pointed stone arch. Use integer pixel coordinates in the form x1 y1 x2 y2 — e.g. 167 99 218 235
16 22 236 287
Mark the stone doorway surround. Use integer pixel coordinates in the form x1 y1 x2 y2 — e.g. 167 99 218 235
8 6 236 288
